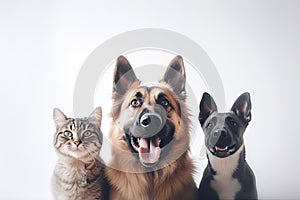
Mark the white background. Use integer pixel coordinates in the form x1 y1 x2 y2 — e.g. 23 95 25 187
1 0 300 199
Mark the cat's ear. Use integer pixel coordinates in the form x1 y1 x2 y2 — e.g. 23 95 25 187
53 108 67 130
231 92 252 124
113 56 139 95
161 55 186 99
199 92 218 126
88 107 102 127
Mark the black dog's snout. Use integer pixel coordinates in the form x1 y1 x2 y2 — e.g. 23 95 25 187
214 129 228 138
210 128 231 147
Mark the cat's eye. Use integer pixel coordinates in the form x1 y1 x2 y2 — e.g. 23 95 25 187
206 122 214 128
83 131 92 137
131 98 142 108
64 130 73 138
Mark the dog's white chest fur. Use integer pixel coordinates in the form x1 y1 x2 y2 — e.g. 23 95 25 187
207 145 244 199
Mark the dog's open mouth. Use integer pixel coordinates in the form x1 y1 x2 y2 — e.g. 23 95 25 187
210 144 236 157
124 120 175 167
130 136 162 166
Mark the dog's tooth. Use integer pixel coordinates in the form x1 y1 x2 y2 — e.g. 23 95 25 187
157 137 161 145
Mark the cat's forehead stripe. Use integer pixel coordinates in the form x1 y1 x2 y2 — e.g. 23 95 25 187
80 122 85 130
67 119 75 130
75 119 80 129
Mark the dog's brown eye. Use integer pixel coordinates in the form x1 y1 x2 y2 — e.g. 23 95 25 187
131 99 142 108
161 99 169 107
64 130 73 138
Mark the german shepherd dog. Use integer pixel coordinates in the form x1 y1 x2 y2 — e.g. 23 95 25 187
106 55 197 200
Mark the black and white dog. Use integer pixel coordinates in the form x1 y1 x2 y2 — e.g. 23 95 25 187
198 92 257 200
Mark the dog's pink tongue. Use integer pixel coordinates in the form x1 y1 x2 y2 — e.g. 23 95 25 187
139 138 161 164
215 146 227 151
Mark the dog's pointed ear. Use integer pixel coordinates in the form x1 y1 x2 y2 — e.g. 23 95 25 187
113 56 139 95
53 108 67 130
88 107 102 127
161 55 186 99
231 92 252 124
199 93 218 126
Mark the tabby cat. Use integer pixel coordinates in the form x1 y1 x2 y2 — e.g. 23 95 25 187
52 107 107 200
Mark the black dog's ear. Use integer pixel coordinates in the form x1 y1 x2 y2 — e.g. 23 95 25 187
113 56 139 95
231 92 252 124
199 92 218 126
161 55 186 99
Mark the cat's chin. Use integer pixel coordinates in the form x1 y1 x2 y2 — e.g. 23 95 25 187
68 151 81 159
67 148 88 159
67 151 96 164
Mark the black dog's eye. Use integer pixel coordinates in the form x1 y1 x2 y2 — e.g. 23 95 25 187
227 117 238 127
206 122 214 128
131 99 142 108
161 99 170 107
230 120 238 127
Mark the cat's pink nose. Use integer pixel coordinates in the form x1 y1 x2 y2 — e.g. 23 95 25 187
74 141 81 146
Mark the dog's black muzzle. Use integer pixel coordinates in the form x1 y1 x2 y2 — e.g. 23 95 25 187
210 128 231 146
129 107 166 138
207 127 238 157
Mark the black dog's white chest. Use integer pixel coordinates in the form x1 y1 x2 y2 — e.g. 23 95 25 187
207 145 244 199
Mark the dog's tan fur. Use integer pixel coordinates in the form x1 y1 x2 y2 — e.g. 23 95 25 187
106 55 197 200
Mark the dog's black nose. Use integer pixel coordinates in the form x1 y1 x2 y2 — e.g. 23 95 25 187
130 108 166 138
139 113 162 129
221 130 228 138
141 115 151 127
137 112 164 137
214 129 228 138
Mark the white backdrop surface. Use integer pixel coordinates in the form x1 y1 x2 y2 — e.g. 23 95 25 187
0 0 300 199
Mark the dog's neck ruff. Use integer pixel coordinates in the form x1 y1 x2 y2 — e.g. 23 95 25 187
207 144 244 199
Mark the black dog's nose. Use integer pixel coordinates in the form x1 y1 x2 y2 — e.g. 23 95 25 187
221 130 228 137
214 129 228 138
